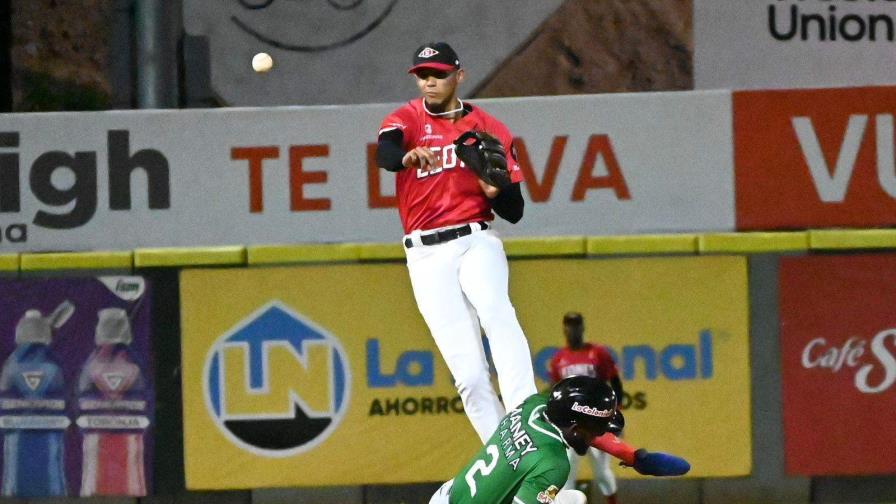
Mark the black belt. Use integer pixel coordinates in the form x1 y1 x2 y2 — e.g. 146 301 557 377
404 222 489 248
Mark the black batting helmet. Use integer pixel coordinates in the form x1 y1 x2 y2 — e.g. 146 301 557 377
546 376 620 434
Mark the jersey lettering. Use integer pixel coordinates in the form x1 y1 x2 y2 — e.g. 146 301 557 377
442 144 459 169
561 363 596 378
448 395 569 504
465 444 499 497
415 145 464 179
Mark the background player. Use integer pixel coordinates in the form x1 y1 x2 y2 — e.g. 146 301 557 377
376 42 536 442
429 376 689 504
549 312 623 503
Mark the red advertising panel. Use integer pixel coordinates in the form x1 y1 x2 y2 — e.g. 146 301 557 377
735 86 896 230
780 255 896 475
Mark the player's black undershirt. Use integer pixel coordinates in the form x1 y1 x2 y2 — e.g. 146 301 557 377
376 126 524 223
376 128 406 172
491 182 523 223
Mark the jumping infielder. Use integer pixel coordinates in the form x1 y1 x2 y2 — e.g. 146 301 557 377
549 313 624 504
377 42 536 441
430 376 690 504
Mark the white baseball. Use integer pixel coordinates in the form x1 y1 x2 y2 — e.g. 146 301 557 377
252 52 273 73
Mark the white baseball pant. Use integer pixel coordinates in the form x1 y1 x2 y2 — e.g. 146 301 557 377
429 479 453 504
430 480 587 504
556 489 589 504
405 224 537 442
563 446 617 497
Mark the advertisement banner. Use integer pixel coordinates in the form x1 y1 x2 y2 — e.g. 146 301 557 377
0 91 734 252
780 255 896 476
0 277 153 497
180 256 750 489
695 0 896 90
735 86 896 230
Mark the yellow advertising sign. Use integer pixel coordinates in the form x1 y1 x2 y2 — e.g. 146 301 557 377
512 257 751 479
181 256 750 489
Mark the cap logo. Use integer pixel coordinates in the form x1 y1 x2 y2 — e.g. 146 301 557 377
418 47 439 58
571 401 613 418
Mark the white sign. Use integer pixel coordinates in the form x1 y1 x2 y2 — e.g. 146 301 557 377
0 92 735 252
695 0 896 90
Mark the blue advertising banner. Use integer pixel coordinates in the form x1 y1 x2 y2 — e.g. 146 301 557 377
0 277 153 497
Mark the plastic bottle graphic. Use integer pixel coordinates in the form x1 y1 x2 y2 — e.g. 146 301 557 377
0 301 74 497
77 308 147 496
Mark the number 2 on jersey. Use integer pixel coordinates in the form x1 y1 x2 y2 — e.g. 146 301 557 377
464 444 499 497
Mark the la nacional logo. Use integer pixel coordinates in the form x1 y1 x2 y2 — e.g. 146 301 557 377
203 301 350 457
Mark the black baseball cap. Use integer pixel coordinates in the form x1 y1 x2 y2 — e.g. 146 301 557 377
408 42 461 74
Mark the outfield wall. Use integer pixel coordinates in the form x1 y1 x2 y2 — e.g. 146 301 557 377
2 235 896 502
3 85 896 254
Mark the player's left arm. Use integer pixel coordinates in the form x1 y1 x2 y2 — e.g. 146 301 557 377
597 347 624 405
590 433 691 477
609 376 623 409
488 124 525 222
491 179 524 223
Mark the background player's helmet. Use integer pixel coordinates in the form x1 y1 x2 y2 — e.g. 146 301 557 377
546 376 617 435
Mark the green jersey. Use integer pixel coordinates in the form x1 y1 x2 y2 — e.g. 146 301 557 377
449 394 570 504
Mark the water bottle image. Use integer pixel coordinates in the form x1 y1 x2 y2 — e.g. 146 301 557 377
0 301 75 497
77 307 148 496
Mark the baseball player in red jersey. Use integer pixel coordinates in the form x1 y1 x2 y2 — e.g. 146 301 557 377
376 42 537 443
549 312 624 504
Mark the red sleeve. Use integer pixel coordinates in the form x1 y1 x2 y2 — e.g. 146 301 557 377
595 346 620 381
484 118 523 184
548 351 561 384
378 104 418 149
590 433 636 465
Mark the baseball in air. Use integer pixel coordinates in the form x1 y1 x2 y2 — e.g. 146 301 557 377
252 52 273 73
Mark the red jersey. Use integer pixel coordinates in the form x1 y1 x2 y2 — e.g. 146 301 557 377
379 98 524 233
549 343 620 384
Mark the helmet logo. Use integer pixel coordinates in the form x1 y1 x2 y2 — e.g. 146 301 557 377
571 401 613 418
418 47 439 58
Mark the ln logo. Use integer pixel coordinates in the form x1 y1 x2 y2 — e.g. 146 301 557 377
204 301 350 457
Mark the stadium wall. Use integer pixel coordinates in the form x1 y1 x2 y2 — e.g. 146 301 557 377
2 238 896 503
2 85 896 502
